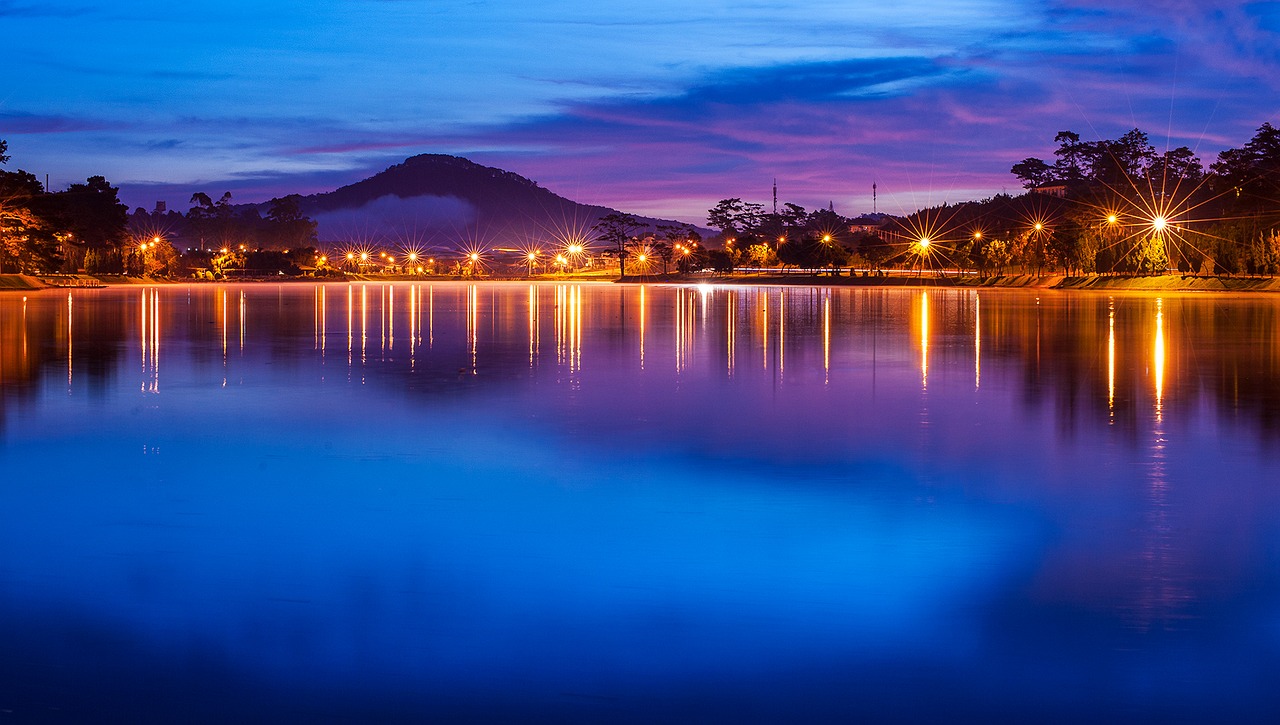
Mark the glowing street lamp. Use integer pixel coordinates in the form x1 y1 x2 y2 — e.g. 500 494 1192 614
1152 216 1168 232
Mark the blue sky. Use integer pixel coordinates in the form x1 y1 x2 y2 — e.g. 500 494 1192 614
3 0 1279 224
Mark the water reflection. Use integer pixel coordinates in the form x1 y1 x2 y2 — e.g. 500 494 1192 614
919 290 930 389
1109 299 1116 417
5 283 1280 720
10 284 1280 441
974 292 981 390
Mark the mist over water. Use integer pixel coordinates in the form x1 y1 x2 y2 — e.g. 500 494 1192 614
2 283 1280 723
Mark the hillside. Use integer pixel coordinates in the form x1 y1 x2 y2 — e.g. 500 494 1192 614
296 154 706 246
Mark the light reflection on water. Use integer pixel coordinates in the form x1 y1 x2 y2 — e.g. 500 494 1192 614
3 282 1280 722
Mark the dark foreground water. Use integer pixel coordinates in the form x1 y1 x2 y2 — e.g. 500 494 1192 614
2 282 1280 723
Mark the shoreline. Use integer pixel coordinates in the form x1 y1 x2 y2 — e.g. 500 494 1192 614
6 272 1280 294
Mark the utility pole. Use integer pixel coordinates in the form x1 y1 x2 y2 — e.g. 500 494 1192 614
873 182 877 215
772 179 778 215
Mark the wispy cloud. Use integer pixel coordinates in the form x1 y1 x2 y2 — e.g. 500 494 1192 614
7 0 1278 222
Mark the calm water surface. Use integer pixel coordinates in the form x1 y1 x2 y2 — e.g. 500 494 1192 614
2 282 1280 722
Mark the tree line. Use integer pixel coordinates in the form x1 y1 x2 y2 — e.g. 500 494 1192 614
0 139 318 275
702 122 1280 276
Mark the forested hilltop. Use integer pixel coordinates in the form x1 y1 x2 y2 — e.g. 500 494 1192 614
699 123 1280 277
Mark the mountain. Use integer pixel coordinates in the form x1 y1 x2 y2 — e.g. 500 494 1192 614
296 154 706 247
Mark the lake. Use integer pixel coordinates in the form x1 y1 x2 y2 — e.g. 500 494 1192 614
2 282 1280 723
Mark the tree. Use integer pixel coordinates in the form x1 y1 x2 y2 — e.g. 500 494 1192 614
52 176 128 272
0 139 8 165
1146 146 1203 188
651 241 673 275
707 198 746 235
707 248 738 274
743 242 778 268
1211 122 1280 211
1053 131 1086 182
856 233 892 272
263 195 317 250
593 212 642 279
187 191 238 250
1011 157 1055 189
1084 129 1155 187
984 238 1011 275
1 169 60 273
1133 233 1169 275
706 198 764 238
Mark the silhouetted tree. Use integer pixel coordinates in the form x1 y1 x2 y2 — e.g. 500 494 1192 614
593 211 642 279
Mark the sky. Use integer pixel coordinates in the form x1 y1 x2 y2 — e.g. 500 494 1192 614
3 0 1279 226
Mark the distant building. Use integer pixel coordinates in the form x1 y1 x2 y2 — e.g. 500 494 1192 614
154 201 167 214
849 213 890 235
1032 184 1068 198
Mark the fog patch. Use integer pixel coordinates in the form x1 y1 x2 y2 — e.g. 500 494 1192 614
314 194 477 242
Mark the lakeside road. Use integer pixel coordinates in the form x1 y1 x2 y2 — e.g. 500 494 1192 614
6 272 1280 294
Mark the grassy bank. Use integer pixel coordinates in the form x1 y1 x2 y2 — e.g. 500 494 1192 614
695 272 1280 293
8 271 1280 294
0 274 46 290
